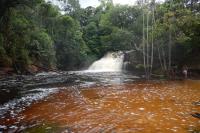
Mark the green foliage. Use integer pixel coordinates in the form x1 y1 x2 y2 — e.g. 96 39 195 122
105 5 141 29
83 22 101 56
152 1 200 68
0 0 199 73
29 29 56 67
0 34 10 66
100 28 133 52
54 15 89 70
0 34 5 57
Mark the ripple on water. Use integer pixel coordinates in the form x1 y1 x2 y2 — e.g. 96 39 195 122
1 80 200 133
0 88 58 118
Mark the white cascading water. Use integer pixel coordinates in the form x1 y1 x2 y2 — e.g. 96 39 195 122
87 51 124 72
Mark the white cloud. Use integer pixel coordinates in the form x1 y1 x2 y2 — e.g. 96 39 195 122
48 0 165 9
79 0 99 8
113 0 136 5
113 0 164 5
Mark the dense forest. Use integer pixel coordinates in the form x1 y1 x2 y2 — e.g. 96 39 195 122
0 0 199 77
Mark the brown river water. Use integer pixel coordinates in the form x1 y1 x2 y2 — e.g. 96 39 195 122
0 72 200 133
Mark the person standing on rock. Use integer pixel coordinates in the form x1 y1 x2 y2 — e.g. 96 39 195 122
182 65 188 78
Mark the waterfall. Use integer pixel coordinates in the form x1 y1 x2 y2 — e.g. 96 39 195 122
87 51 124 72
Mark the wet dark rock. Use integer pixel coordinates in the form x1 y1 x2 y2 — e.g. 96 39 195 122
191 113 200 119
192 101 200 106
0 88 20 104
0 67 15 77
0 72 82 104
0 72 78 89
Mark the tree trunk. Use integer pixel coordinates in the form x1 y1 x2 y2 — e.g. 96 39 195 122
158 47 164 71
146 10 149 79
150 0 155 76
142 0 147 78
161 47 167 71
191 0 193 11
168 29 172 72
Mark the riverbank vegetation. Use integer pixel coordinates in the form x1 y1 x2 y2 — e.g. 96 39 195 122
0 0 199 77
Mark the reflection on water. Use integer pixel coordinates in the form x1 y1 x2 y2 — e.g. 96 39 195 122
0 72 200 132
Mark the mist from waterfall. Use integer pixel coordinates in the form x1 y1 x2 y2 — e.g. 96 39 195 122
87 51 124 72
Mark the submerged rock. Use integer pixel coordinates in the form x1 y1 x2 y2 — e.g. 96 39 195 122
191 113 200 119
192 101 200 106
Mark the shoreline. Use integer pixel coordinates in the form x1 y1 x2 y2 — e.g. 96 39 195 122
1 69 200 80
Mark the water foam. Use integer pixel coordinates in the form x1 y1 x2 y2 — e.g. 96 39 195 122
87 51 124 72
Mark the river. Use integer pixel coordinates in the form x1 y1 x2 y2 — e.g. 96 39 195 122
0 71 200 133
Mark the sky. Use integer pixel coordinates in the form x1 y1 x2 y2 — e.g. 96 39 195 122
79 0 100 8
47 0 165 9
80 0 138 8
79 0 164 8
